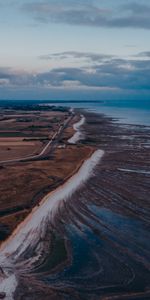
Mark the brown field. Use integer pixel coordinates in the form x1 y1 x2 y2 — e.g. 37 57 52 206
0 107 68 161
0 141 36 145
0 141 43 160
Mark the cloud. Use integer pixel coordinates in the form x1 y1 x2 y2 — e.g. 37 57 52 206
0 67 35 87
1 53 150 95
39 51 114 63
0 79 10 86
136 51 150 58
22 0 150 29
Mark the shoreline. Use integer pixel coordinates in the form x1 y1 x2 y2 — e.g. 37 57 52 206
0 111 89 243
0 112 86 242
0 107 150 300
1 108 149 250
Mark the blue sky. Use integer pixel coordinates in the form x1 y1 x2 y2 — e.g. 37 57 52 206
0 0 150 100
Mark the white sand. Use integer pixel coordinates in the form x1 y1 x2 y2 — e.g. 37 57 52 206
68 115 85 144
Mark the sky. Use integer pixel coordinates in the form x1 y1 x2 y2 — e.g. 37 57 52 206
0 0 150 101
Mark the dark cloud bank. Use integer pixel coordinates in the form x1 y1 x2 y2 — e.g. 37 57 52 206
0 52 150 100
22 0 150 29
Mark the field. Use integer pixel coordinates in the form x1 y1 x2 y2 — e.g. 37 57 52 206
0 107 68 160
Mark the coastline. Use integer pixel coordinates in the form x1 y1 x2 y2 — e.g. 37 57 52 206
0 108 150 300
0 149 104 299
0 110 100 299
0 111 90 244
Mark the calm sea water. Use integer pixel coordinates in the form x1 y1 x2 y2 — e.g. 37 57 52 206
50 99 150 126
1 99 149 126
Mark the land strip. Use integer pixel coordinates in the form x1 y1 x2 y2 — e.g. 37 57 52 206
0 104 93 243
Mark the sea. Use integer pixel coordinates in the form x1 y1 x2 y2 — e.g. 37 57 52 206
49 99 150 126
